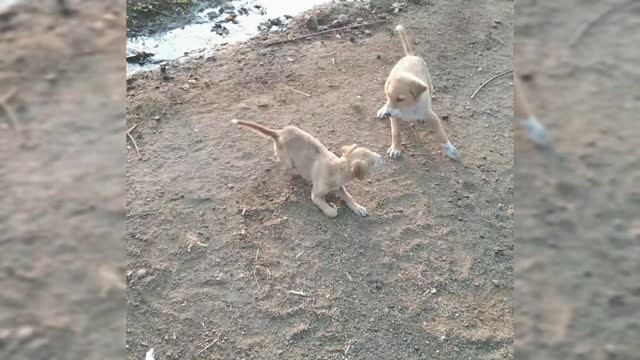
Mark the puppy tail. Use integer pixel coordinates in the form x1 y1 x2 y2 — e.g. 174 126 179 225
395 24 413 56
231 119 279 140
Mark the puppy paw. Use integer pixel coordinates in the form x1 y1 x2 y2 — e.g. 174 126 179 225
376 106 389 120
387 145 402 159
524 116 550 147
442 143 461 161
323 204 338 218
351 204 368 217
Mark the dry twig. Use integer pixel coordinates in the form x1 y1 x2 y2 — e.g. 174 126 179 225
195 337 220 356
569 0 633 48
126 123 140 159
287 290 309 297
470 69 513 99
285 85 311 98
264 20 390 46
1 87 19 130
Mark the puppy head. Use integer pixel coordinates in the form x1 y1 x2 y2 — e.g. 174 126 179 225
341 144 384 180
382 73 428 118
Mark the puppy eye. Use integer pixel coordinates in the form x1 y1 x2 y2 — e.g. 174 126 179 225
396 97 405 102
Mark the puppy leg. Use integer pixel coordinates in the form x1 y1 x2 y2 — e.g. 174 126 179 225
337 186 367 217
427 110 461 161
311 187 338 217
275 144 298 175
387 117 403 159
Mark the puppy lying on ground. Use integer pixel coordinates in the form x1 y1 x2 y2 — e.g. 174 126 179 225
231 119 383 218
376 24 461 161
514 75 549 147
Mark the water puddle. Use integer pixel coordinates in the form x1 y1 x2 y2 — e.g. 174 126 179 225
126 0 340 76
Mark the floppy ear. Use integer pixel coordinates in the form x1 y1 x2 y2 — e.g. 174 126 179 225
341 144 358 156
408 76 428 99
351 160 367 180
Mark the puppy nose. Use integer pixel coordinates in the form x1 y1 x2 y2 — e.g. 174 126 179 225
375 154 384 168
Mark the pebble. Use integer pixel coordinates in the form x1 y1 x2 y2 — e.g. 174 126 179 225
135 268 148 279
305 15 318 31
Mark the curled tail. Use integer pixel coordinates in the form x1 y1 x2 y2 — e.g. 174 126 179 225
231 119 279 140
395 24 413 56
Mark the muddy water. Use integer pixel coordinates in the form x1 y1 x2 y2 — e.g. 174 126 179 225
126 0 341 76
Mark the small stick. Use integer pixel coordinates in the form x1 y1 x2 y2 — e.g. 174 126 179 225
569 0 632 48
285 85 311 98
127 124 141 159
0 87 18 130
470 69 513 99
331 58 337 71
287 290 309 297
264 20 390 46
195 337 220 356
345 341 352 355
345 272 353 282
253 267 260 290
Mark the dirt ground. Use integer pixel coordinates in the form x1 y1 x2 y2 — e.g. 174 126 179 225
514 0 640 358
0 0 126 359
126 0 514 359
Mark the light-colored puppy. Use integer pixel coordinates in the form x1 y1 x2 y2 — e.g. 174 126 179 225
376 24 461 161
231 119 384 218
514 76 549 147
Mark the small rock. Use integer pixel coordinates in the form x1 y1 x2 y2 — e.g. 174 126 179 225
135 268 148 279
338 14 350 25
219 3 235 14
364 29 372 36
430 288 437 294
349 35 357 43
329 19 343 29
286 57 294 62
153 116 160 120
305 15 318 31
16 326 35 341
225 14 238 24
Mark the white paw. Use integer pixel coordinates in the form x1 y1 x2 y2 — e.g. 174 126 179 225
443 143 461 161
524 116 550 147
376 106 389 119
323 203 338 218
387 145 402 159
351 204 368 217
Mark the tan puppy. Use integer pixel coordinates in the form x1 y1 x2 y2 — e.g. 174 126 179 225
514 75 549 147
231 119 384 218
376 24 460 161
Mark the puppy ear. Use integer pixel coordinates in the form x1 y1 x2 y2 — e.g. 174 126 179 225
409 77 428 99
351 160 367 180
341 144 358 156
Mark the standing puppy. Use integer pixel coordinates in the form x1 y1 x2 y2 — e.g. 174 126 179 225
231 120 384 218
514 76 549 147
377 25 461 161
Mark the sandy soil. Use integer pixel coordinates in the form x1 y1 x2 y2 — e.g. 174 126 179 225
126 0 515 359
514 0 640 358
0 0 126 359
